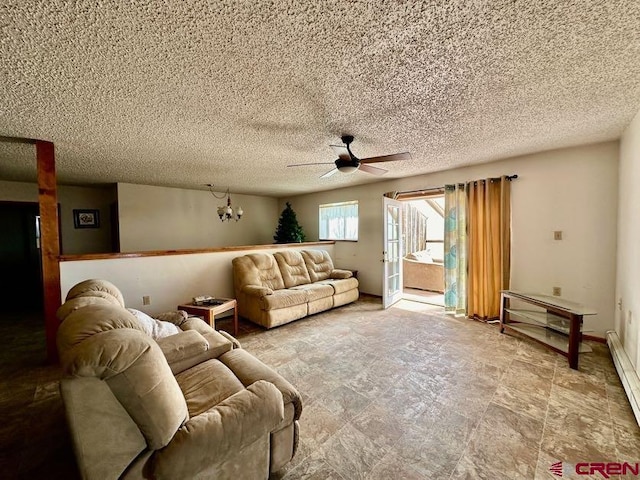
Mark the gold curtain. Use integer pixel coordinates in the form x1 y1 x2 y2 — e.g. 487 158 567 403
467 176 511 320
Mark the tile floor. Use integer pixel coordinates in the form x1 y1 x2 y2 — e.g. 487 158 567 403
2 296 640 479
403 287 444 307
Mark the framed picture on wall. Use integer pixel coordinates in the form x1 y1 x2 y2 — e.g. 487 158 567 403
73 209 100 229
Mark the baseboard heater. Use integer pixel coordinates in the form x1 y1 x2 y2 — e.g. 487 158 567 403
606 330 640 426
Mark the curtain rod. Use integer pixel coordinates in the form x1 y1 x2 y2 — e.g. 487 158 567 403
453 174 518 188
460 174 519 184
395 174 518 197
396 186 445 196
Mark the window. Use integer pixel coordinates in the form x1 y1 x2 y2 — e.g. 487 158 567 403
319 201 358 241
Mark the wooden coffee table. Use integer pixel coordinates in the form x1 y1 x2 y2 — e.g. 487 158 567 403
177 298 238 336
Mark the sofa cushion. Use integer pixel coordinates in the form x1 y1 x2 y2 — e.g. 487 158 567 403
156 330 209 365
160 328 234 375
62 326 152 379
290 283 334 302
233 254 285 291
57 304 144 356
301 250 334 282
105 335 189 450
260 290 308 311
176 359 245 417
151 381 284 479
56 295 116 322
274 251 312 288
66 279 126 307
317 277 359 295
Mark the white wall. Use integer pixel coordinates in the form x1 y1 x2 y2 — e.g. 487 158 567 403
282 142 619 337
0 180 116 254
616 109 640 368
60 244 335 315
117 183 279 252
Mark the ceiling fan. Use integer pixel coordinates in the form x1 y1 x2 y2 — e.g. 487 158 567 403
287 135 411 178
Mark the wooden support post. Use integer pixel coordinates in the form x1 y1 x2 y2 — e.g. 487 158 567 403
36 141 61 363
499 292 508 333
567 313 581 370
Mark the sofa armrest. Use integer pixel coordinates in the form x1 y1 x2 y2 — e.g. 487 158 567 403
154 310 189 326
329 269 353 279
242 285 274 296
220 349 302 421
152 380 284 477
217 330 242 349
180 317 216 335
156 330 209 368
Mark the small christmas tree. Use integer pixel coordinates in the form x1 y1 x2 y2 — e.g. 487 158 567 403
274 202 306 243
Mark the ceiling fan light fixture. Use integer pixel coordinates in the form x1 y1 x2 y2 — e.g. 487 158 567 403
335 158 359 174
289 136 409 178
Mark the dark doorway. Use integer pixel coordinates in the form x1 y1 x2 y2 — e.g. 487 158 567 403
0 202 43 312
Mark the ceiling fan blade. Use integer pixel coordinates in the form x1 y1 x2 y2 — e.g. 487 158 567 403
329 145 351 161
359 163 388 176
320 168 339 178
287 162 335 167
360 152 411 164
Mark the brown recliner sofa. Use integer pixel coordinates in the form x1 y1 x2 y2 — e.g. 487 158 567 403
56 279 301 480
232 249 359 329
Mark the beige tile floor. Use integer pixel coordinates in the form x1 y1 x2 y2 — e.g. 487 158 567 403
2 296 639 479
403 287 445 307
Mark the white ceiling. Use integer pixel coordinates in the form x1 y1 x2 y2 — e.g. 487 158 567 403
1 1 639 197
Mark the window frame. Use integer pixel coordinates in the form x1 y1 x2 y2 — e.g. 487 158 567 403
318 200 359 241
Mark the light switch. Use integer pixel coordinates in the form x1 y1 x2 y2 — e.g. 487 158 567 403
554 231 562 240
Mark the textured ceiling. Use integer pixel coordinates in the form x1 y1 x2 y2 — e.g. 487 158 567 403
1 1 639 197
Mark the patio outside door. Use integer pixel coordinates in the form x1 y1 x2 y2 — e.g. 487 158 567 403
383 197 403 308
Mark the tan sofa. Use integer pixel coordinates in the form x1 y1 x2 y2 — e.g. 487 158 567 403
56 279 301 480
403 250 445 293
232 249 359 329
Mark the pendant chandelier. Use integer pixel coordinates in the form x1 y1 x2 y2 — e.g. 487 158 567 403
207 184 243 222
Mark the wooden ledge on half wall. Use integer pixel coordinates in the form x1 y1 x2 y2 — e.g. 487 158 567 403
58 241 336 262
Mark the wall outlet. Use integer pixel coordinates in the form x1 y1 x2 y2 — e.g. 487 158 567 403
553 231 563 240
552 287 561 296
142 295 151 305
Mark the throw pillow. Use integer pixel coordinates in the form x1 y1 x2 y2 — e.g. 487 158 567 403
127 308 181 339
406 250 433 262
416 251 433 263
